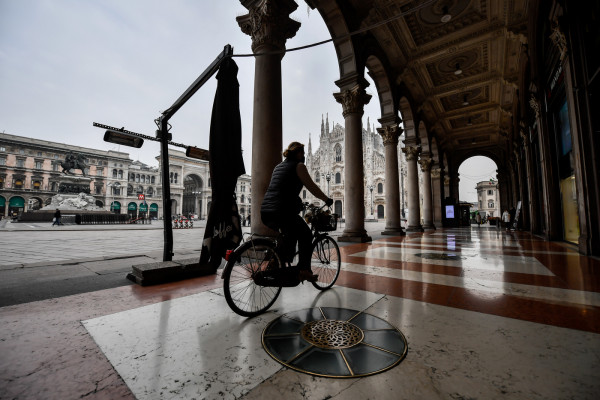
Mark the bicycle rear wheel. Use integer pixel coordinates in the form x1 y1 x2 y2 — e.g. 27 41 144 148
310 235 341 290
223 239 282 317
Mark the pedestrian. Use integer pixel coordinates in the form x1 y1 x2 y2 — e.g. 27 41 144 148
502 209 510 231
476 212 482 228
52 209 62 227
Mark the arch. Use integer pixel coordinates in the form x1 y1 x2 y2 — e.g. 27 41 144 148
95 200 104 208
399 97 418 145
377 182 383 193
127 202 137 218
335 172 341 184
149 203 159 219
364 50 396 120
183 174 204 216
377 204 385 219
417 120 430 156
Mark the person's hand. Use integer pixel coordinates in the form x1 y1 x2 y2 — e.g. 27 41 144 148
325 198 333 207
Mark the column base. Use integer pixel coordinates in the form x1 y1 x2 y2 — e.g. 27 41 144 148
406 225 424 233
381 227 405 236
423 223 436 230
338 230 372 243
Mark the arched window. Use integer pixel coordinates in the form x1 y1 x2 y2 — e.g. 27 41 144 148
335 172 341 184
241 194 245 203
335 144 342 162
377 182 383 194
151 176 155 184
136 174 140 183
137 186 143 194
315 171 320 182
129 173 135 182
146 175 150 184
118 170 123 179
127 185 133 195
488 200 494 208
147 187 154 197
112 169 117 178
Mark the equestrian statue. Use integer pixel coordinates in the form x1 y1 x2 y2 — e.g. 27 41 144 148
60 151 88 176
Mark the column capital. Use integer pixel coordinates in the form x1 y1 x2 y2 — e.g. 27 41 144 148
431 167 441 179
402 145 420 161
444 175 451 185
418 157 433 172
333 84 372 118
377 125 402 146
237 0 301 54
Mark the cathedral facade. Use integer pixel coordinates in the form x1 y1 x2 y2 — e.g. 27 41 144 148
304 115 416 222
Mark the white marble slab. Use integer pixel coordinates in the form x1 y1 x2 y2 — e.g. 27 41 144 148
239 295 600 400
350 246 554 276
82 286 384 400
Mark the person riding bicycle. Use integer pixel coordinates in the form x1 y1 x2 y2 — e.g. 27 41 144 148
261 142 333 283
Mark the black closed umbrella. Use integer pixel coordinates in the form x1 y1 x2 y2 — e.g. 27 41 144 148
199 57 245 270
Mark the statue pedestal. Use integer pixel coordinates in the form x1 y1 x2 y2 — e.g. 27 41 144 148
50 175 93 195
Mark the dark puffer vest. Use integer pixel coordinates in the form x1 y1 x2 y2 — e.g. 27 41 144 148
261 158 303 216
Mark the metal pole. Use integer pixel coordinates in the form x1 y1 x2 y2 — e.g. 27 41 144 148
160 117 174 261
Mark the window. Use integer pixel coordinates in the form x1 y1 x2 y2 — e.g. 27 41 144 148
0 177 4 188
335 172 341 184
16 158 25 168
0 157 6 166
52 163 59 172
14 179 24 189
377 182 383 194
241 194 245 203
54 154 59 159
37 152 42 157
0 146 5 152
137 186 143 194
147 187 153 197
118 170 123 179
335 144 342 162
488 201 494 208
96 168 103 176
488 189 493 195
208 178 211 187
19 149 25 154
33 181 41 190
35 161 43 169
127 185 133 195
303 190 306 199
112 169 118 178
95 185 102 195
315 172 320 182
136 174 140 183
479 201 482 208
151 176 155 184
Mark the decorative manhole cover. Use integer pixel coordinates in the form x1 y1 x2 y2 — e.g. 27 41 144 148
262 307 408 378
416 252 465 261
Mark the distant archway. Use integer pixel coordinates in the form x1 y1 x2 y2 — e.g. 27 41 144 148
458 156 499 218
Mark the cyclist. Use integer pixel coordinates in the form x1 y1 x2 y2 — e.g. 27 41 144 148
261 142 333 282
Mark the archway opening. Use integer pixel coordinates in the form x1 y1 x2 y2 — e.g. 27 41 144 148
458 156 498 224
183 174 203 218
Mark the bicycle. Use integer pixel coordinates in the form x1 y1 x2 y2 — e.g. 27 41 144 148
222 203 341 317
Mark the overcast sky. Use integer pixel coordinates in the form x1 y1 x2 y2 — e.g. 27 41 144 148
0 0 495 203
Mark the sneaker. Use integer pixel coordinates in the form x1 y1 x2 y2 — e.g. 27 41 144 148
298 269 318 283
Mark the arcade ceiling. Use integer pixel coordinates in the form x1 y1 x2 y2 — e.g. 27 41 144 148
308 0 530 167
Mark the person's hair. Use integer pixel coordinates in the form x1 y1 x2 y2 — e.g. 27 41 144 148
283 142 304 158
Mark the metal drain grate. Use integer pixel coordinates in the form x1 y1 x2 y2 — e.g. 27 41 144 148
262 307 408 378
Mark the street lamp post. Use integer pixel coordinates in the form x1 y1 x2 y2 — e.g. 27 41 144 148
322 171 331 197
368 185 374 216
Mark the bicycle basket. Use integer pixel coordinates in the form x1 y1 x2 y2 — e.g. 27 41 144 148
311 211 338 231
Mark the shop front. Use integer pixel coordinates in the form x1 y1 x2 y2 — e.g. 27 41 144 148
149 203 159 219
127 202 137 219
110 201 121 214
9 196 25 217
139 202 148 219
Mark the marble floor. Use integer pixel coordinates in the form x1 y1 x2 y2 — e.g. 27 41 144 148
1 227 599 399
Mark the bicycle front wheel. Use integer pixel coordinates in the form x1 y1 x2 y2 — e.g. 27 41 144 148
310 235 341 290
223 239 282 317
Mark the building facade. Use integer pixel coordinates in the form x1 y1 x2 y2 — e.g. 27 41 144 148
0 133 252 221
476 180 500 218
304 115 417 222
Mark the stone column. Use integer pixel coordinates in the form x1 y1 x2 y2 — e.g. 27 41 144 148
402 145 423 232
419 157 434 230
378 124 404 236
431 167 442 227
443 173 450 202
334 83 372 242
237 0 300 235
